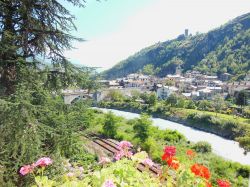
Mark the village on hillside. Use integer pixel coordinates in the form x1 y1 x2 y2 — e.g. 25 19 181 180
94 66 250 104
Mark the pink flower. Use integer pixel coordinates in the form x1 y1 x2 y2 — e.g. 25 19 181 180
114 150 133 160
115 151 124 160
102 179 116 187
67 172 74 177
78 167 84 172
35 157 53 167
19 165 33 176
118 141 133 150
126 151 133 158
114 141 133 160
99 157 111 165
143 158 154 167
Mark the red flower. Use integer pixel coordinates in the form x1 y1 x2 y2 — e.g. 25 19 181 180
166 157 180 170
206 181 212 187
162 153 168 161
190 163 210 180
162 146 176 161
186 149 196 159
164 146 176 157
217 179 231 187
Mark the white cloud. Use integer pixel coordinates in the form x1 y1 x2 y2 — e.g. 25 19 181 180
64 0 250 70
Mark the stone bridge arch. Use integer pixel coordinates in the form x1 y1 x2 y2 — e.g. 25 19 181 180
63 93 92 104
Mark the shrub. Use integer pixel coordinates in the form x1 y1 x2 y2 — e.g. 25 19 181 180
69 150 97 168
106 90 125 102
133 114 152 142
192 141 212 153
163 130 185 143
237 135 250 152
103 112 121 138
237 166 250 178
197 100 213 111
186 100 196 109
142 137 158 154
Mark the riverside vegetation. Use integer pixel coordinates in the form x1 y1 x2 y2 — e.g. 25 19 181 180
98 90 250 152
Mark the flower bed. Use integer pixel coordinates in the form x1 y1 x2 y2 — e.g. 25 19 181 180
19 142 232 187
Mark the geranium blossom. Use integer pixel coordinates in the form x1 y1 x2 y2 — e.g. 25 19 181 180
115 141 133 160
143 158 154 167
217 179 231 187
118 141 133 150
166 157 180 170
206 181 212 187
35 157 53 167
190 163 210 180
186 149 196 159
102 179 116 187
115 150 133 160
162 146 176 161
19 165 33 175
114 151 123 161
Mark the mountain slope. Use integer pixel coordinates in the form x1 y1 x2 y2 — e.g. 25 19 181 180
103 13 250 80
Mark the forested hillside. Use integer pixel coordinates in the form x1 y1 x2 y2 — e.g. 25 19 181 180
103 13 250 79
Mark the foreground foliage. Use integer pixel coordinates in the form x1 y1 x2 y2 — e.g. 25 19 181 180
19 141 236 187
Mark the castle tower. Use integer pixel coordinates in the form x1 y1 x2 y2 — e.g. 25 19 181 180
176 65 182 75
185 29 189 37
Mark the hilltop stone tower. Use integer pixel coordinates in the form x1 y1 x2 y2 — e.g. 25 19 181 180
185 29 189 37
175 65 182 75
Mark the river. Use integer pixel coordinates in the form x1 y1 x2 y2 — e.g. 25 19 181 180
95 107 250 165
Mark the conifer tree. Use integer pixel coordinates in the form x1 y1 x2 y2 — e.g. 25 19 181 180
0 0 84 94
0 1 99 185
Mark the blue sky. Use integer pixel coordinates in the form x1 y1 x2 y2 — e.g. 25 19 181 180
68 0 154 39
64 0 250 70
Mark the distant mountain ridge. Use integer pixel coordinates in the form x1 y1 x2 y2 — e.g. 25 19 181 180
103 13 250 80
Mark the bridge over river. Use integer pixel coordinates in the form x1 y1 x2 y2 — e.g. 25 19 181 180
62 90 92 104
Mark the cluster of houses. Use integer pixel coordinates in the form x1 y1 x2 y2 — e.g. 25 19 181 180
99 70 250 101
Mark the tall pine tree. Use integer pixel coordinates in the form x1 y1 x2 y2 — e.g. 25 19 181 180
0 0 84 95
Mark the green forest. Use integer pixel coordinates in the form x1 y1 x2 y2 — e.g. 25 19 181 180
103 13 250 80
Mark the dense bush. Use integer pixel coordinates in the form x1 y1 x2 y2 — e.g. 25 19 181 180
103 112 121 138
237 135 250 152
163 129 186 143
133 114 152 142
192 141 212 153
